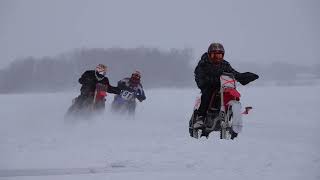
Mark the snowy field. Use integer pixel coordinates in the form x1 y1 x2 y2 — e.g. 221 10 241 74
0 85 320 180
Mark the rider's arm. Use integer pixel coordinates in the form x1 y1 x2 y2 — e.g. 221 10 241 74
225 62 240 77
104 77 121 94
194 64 211 89
117 80 127 90
225 62 259 85
107 85 121 94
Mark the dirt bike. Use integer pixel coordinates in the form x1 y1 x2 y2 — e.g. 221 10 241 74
65 83 107 118
111 89 137 115
189 72 255 139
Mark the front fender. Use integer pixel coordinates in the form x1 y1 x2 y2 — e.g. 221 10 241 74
227 100 243 133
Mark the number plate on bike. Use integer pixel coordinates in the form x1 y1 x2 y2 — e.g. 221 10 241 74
120 90 134 100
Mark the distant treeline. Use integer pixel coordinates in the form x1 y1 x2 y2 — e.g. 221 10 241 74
0 48 194 93
0 47 319 93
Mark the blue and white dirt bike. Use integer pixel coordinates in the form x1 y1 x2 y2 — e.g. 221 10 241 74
111 89 137 115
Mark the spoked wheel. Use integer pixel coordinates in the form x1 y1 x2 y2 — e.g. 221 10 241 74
220 106 235 140
220 126 233 140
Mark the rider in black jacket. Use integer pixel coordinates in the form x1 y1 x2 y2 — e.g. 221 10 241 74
194 43 258 128
76 64 120 107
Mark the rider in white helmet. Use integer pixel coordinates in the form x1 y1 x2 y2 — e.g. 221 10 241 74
75 64 120 107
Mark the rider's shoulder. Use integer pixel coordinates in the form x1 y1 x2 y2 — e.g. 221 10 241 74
196 56 209 70
222 59 229 63
221 60 232 66
83 70 95 75
198 53 209 64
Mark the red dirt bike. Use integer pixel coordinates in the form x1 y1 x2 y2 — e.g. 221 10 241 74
189 73 256 139
65 83 107 118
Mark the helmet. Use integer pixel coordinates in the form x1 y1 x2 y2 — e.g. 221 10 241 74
95 64 107 76
130 70 141 85
208 43 225 54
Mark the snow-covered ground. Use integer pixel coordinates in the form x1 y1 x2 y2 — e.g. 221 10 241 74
1 85 320 180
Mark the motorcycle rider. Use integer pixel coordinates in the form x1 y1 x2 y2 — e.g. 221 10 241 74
74 64 120 109
112 70 146 114
193 43 258 128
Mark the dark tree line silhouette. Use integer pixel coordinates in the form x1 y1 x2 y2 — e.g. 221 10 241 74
0 48 194 93
0 47 318 93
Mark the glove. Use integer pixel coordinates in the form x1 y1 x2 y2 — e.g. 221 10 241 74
236 72 259 85
135 90 141 97
136 90 146 102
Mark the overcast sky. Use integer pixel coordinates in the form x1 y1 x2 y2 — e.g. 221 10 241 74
0 0 319 68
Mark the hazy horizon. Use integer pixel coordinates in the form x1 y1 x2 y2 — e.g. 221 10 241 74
1 0 319 68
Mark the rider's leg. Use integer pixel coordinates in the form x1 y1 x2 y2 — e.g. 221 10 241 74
194 88 215 128
76 91 94 108
198 88 215 116
128 102 136 115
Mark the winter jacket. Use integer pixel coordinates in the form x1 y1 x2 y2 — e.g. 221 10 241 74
194 53 240 90
194 53 259 90
78 70 120 95
117 77 146 102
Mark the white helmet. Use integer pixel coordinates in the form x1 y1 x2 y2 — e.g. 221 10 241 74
95 64 107 75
